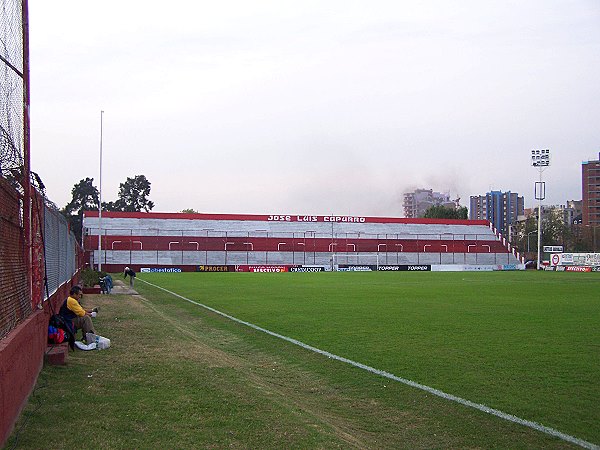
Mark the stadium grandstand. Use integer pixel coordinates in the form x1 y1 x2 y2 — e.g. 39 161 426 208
82 211 524 272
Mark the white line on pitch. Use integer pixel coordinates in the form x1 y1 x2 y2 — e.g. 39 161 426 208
140 279 599 450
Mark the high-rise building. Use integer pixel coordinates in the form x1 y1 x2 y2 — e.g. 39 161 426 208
403 189 457 218
566 200 582 225
582 153 600 226
469 191 524 237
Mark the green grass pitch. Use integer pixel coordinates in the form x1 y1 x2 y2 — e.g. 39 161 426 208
137 270 600 445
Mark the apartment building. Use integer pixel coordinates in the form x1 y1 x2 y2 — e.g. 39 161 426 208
469 191 524 237
582 153 600 226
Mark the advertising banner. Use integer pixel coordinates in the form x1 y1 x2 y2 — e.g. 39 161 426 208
337 265 375 272
337 265 432 272
462 265 495 271
432 265 518 272
290 266 325 272
236 265 290 273
550 253 600 267
561 253 574 264
140 267 182 273
196 265 232 272
565 266 592 272
401 265 431 271
585 253 600 265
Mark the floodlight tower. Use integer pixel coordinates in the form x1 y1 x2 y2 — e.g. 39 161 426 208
531 148 550 270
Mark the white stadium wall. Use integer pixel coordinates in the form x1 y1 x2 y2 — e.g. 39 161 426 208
82 211 524 272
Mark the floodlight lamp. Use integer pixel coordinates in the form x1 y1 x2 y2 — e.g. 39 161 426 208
531 148 551 167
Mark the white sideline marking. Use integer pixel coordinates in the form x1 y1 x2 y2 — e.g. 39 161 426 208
140 279 599 450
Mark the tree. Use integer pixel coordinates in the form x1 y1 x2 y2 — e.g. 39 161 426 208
62 177 99 241
514 210 577 255
62 174 155 240
63 177 99 215
181 208 198 214
513 216 538 254
542 211 572 249
423 205 468 220
114 175 155 212
101 200 120 212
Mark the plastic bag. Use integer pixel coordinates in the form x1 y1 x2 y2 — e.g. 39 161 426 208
86 333 111 350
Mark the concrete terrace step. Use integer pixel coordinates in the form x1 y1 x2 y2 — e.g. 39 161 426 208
106 279 138 295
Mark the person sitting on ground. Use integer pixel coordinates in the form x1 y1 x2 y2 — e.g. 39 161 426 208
59 285 97 342
124 266 136 287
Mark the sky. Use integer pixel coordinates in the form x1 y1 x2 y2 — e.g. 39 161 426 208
28 0 600 217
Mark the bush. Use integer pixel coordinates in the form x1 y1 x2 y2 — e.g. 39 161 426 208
81 268 107 287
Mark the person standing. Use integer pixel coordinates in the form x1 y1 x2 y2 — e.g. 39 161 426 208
124 266 136 287
59 285 97 342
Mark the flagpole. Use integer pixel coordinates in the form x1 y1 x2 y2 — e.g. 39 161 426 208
98 110 104 271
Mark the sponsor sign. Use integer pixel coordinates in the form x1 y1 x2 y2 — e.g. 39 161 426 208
337 265 375 271
592 266 600 272
197 265 231 272
560 253 574 264
543 246 563 253
585 253 600 265
338 265 432 272
432 265 506 272
347 266 374 271
236 265 289 273
463 265 494 271
140 267 182 273
290 266 325 272
405 265 431 271
565 266 592 272
549 252 600 267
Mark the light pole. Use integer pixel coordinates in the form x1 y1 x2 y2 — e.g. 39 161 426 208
531 148 550 270
98 110 104 271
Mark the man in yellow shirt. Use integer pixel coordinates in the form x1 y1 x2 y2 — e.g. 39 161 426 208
58 285 97 341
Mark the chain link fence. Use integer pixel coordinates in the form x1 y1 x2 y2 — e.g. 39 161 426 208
0 0 27 339
1 0 25 181
42 204 80 300
0 177 29 338
0 178 82 339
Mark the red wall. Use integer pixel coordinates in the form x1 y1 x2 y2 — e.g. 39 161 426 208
0 281 73 446
85 235 509 254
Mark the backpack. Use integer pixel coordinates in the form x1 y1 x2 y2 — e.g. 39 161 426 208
48 314 75 350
